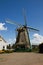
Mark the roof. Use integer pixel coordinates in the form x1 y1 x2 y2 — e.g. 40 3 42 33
0 35 6 43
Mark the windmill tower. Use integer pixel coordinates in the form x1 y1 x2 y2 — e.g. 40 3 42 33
6 10 39 49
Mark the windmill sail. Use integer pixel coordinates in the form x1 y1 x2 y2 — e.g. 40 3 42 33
27 26 39 31
23 8 27 26
6 19 22 27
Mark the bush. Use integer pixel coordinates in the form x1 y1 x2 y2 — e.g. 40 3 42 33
14 48 32 52
39 43 43 53
32 47 39 53
4 50 13 53
0 50 5 54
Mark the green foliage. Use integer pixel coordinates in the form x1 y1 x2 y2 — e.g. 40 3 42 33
32 46 39 53
14 48 32 52
12 44 15 49
7 44 11 50
39 43 43 53
4 50 13 53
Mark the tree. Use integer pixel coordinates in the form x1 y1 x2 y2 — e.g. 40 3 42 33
7 44 11 50
39 43 43 53
12 44 15 49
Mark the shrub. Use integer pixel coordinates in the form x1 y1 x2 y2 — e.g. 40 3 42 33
14 48 32 52
39 43 43 53
4 50 13 53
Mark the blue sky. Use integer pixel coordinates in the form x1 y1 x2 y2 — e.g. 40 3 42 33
0 0 43 44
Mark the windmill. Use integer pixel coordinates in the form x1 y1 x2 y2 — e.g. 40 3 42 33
6 10 39 50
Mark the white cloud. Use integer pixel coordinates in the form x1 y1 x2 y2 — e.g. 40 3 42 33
8 38 16 44
31 33 43 45
0 23 7 30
